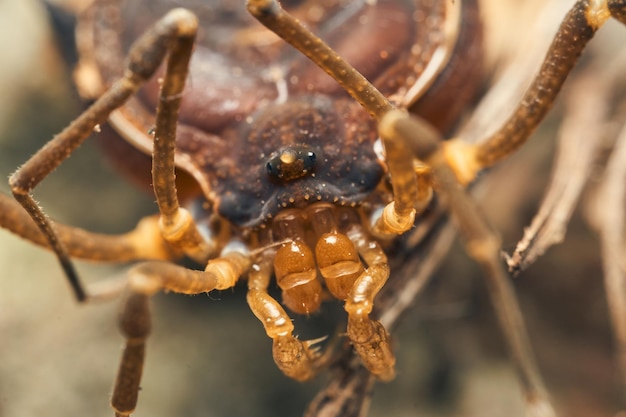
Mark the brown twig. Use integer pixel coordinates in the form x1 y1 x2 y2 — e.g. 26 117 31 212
505 68 610 275
591 120 626 400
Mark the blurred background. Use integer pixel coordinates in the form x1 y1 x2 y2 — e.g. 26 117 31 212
0 0 624 416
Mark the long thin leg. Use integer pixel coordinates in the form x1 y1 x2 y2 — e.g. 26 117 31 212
379 110 555 416
445 0 625 183
112 249 250 417
471 0 607 167
247 0 392 119
0 192 179 262
149 12 216 263
8 9 208 302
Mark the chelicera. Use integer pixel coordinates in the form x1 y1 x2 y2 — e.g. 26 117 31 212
1 0 625 416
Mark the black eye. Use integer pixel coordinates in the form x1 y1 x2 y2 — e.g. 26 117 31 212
265 146 319 181
266 161 279 176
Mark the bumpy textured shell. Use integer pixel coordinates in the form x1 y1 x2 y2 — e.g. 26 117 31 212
76 0 483 227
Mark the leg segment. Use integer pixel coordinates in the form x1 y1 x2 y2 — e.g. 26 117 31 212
0 192 179 263
247 0 392 119
370 135 417 236
247 254 323 381
8 9 208 302
149 11 216 263
469 0 607 170
446 0 626 183
343 227 395 382
112 249 250 417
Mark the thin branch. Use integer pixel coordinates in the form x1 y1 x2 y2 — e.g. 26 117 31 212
587 116 626 398
505 68 610 275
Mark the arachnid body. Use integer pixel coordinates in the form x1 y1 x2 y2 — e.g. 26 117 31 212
1 0 626 416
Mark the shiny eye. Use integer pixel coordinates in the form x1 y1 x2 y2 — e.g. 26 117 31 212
266 161 279 176
265 146 319 181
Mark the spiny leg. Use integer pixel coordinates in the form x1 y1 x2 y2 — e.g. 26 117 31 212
112 248 250 417
148 11 216 263
380 110 554 416
8 8 207 302
247 252 324 381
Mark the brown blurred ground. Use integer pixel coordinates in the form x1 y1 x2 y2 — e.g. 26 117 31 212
0 1 624 417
